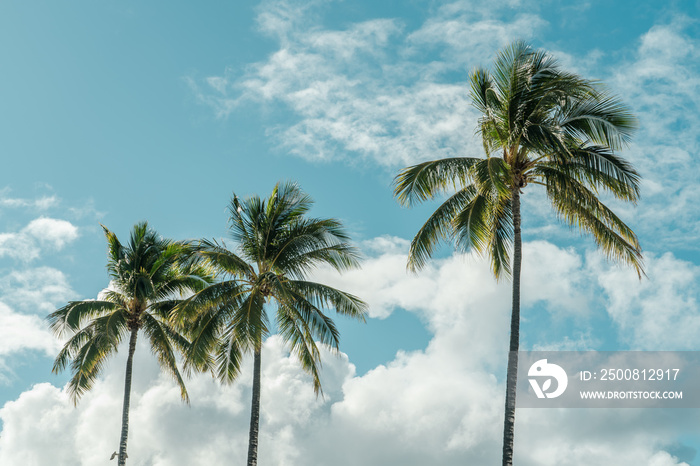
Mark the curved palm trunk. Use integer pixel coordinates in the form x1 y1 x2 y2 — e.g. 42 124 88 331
502 189 522 466
118 326 139 466
247 346 262 466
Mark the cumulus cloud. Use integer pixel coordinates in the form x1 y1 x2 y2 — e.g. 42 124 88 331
23 217 79 250
1 237 694 465
0 266 76 314
0 302 59 358
0 217 79 261
317 237 590 326
0 212 79 383
0 232 41 262
0 337 350 466
0 266 75 383
592 251 700 350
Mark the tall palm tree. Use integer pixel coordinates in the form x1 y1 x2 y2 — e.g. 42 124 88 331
393 42 643 466
48 222 212 466
176 182 367 466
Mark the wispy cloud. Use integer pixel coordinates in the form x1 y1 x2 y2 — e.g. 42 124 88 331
607 18 700 248
188 3 700 257
0 188 58 211
189 0 547 167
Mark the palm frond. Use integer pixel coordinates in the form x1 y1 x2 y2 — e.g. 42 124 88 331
66 321 121 404
174 280 246 326
550 192 644 276
237 291 268 349
140 313 189 402
487 193 514 278
471 157 511 198
180 300 233 375
560 91 637 150
540 165 640 243
276 291 340 351
393 157 481 206
47 300 121 337
552 145 641 201
407 186 477 271
276 302 324 396
197 238 254 277
214 329 245 383
52 327 94 374
542 166 644 275
271 218 361 277
284 279 367 322
452 192 493 255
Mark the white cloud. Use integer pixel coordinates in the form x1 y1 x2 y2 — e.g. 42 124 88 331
23 217 79 250
317 237 590 327
189 5 700 262
0 337 349 466
0 383 80 464
0 302 59 357
607 19 700 248
406 7 545 69
0 218 79 262
0 189 58 210
255 0 333 44
0 215 78 383
0 267 76 314
0 232 40 261
0 237 696 465
0 266 74 383
190 0 548 167
592 251 700 350
515 407 691 466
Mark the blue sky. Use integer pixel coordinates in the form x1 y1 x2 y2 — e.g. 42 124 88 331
1 0 700 464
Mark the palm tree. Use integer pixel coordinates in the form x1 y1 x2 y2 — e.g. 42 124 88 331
393 42 643 466
176 182 367 466
48 222 212 466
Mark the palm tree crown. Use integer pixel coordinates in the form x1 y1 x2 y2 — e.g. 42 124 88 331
395 41 643 277
177 182 367 466
48 222 212 465
181 181 367 387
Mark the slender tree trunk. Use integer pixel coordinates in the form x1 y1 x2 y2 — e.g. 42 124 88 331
502 188 522 466
247 346 262 466
118 326 139 466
